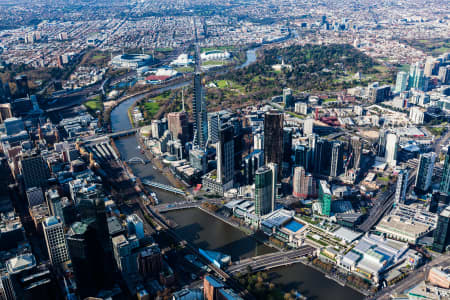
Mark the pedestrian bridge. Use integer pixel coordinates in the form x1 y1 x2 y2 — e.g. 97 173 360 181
142 180 186 195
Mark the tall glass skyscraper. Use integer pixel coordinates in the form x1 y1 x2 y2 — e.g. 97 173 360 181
254 165 275 216
432 207 450 253
394 71 408 93
264 111 284 179
193 73 208 149
440 149 450 195
415 152 436 192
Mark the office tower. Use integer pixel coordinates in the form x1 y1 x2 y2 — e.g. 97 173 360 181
43 216 70 266
318 180 332 216
112 235 139 275
243 150 263 185
46 188 64 223
394 168 409 205
293 167 317 199
216 124 234 188
377 129 388 157
440 149 450 195
283 88 294 108
314 138 332 176
14 75 29 98
253 133 263 151
137 244 163 277
432 207 450 253
394 71 408 93
384 133 398 167
0 104 12 123
424 57 439 77
268 163 278 203
295 102 308 115
282 128 293 175
189 148 207 174
429 193 441 213
4 253 58 300
67 219 114 298
350 136 363 171
409 63 426 91
264 111 283 179
254 165 275 216
193 73 208 148
330 141 343 177
303 118 314 135
207 110 233 144
438 66 450 84
409 106 425 125
26 187 44 208
167 111 189 144
415 152 436 192
307 134 317 173
4 117 24 135
126 214 145 240
293 144 308 169
20 152 50 189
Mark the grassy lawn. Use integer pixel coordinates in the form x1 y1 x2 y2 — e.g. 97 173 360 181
428 126 446 137
201 46 234 53
175 66 195 73
202 60 228 66
144 102 160 117
92 55 106 60
285 111 305 119
323 98 337 103
84 99 103 111
378 176 390 182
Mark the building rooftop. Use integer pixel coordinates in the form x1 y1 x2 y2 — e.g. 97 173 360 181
6 253 36 274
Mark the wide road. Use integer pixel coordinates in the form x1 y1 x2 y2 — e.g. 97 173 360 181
371 253 450 300
228 246 314 274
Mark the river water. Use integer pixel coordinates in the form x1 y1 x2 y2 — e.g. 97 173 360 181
109 49 363 300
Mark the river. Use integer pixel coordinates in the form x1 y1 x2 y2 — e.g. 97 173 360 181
109 48 363 300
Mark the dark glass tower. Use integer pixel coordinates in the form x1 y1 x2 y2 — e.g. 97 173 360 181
432 207 450 253
264 111 283 179
193 73 208 149
440 149 450 195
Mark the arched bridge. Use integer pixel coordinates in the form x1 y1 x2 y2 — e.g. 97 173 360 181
127 157 149 164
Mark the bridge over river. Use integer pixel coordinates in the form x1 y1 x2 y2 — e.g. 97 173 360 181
227 245 315 275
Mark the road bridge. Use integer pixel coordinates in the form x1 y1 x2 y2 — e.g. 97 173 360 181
227 245 315 275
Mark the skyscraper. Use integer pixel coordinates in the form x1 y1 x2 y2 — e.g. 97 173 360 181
216 124 234 188
415 152 436 192
394 71 408 93
264 111 284 179
440 149 450 195
293 166 317 199
350 136 363 171
409 63 426 91
318 180 332 216
14 75 29 98
20 152 50 189
384 133 398 167
394 168 409 205
254 165 275 216
314 138 332 176
193 73 208 148
330 141 343 178
283 88 294 108
432 207 450 253
43 216 70 266
167 111 189 144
